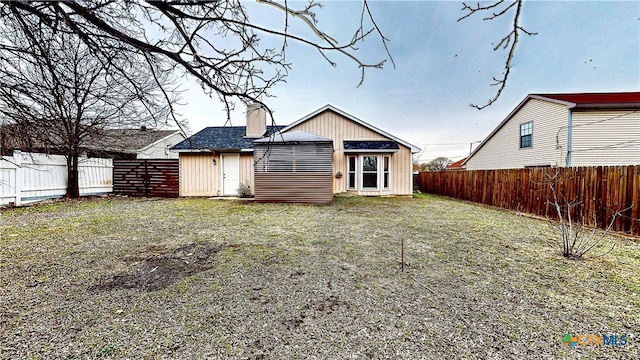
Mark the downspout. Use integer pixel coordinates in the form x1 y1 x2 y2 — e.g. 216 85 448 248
566 109 573 167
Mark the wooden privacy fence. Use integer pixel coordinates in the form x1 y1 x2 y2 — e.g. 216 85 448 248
113 159 179 197
417 166 640 236
0 151 113 206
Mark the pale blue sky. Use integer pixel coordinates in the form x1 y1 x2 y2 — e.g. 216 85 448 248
178 0 640 162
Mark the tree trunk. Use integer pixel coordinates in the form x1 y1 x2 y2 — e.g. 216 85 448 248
66 152 80 198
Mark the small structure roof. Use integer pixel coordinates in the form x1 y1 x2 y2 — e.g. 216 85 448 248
254 130 332 143
343 140 399 152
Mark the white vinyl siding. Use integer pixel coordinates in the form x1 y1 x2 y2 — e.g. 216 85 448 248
466 99 568 170
570 110 640 166
138 132 185 159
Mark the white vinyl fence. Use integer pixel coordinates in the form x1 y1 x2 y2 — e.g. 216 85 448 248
0 151 113 206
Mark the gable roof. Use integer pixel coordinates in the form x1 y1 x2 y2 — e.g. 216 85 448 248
171 126 283 152
446 157 466 170
281 104 421 153
462 92 640 166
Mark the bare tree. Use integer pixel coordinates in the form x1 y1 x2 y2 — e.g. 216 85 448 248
518 169 631 259
426 156 452 171
458 0 537 109
0 1 393 124
0 14 179 198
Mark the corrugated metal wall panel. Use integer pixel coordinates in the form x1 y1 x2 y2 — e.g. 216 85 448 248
254 142 333 203
254 173 333 204
255 143 333 173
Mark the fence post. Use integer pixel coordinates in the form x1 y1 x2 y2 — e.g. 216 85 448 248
13 150 23 206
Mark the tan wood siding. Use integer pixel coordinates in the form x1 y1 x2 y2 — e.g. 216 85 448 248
571 110 640 166
286 110 414 195
179 153 218 196
239 153 255 195
179 152 254 196
466 99 568 170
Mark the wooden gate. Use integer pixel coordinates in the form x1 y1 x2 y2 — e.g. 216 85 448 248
113 159 179 197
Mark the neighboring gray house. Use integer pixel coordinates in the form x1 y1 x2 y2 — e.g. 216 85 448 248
463 92 640 170
88 128 186 159
1 125 186 160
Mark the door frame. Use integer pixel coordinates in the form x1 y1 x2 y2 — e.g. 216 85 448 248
220 153 240 196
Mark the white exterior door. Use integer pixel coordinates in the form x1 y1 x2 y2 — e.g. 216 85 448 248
221 154 240 196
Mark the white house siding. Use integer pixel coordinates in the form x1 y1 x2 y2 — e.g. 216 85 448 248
138 132 185 159
570 110 640 166
465 99 569 170
286 110 414 195
179 152 254 196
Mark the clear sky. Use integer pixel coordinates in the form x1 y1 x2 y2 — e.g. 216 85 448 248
176 0 640 163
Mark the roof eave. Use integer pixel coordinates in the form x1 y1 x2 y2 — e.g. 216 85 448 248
171 148 254 153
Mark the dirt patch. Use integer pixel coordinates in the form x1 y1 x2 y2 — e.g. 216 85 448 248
89 242 223 292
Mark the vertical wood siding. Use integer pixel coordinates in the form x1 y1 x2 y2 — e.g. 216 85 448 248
466 99 568 170
286 110 414 195
179 153 218 196
417 166 640 236
571 110 640 166
179 152 254 196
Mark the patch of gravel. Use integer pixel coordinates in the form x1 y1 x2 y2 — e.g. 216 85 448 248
1 195 638 359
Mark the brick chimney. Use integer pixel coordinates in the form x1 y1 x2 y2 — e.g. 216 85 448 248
245 103 266 138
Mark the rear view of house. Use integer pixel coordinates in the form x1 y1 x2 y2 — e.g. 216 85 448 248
464 92 640 170
171 104 420 201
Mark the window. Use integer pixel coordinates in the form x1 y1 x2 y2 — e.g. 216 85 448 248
362 156 378 189
348 156 356 190
520 122 532 148
383 155 390 189
347 154 392 191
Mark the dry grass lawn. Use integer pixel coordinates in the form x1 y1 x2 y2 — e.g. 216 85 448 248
1 195 638 359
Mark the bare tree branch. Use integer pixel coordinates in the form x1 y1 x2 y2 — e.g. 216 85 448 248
458 0 537 109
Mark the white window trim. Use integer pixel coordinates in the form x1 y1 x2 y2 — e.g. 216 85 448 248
520 121 533 149
347 155 358 190
347 154 392 192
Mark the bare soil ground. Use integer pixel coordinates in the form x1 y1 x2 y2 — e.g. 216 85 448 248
1 195 638 359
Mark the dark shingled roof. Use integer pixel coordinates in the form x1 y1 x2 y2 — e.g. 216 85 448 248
343 140 399 151
171 126 284 151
